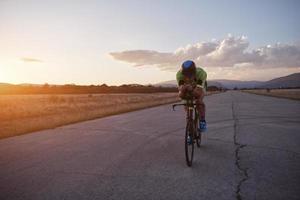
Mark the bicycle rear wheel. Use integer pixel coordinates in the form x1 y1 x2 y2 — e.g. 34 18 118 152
185 121 194 167
195 117 202 148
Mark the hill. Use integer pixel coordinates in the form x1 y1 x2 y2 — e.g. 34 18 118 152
155 73 300 89
213 80 263 89
259 73 300 88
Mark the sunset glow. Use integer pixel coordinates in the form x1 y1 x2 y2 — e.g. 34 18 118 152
0 0 299 85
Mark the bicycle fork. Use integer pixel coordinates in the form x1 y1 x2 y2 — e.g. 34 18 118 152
187 107 195 139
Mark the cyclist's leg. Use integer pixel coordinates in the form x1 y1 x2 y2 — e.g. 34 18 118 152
178 85 188 112
192 87 205 120
178 85 187 99
193 87 207 131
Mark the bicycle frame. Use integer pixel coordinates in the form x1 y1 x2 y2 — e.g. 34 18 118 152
173 96 199 137
172 93 202 166
172 98 199 138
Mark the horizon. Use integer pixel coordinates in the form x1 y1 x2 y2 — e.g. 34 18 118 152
1 71 299 87
1 0 300 85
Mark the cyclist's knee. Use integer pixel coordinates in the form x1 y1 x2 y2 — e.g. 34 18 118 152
178 91 186 99
193 88 204 98
195 98 204 104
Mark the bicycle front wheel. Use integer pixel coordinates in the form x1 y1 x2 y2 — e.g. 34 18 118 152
195 117 202 148
185 121 194 167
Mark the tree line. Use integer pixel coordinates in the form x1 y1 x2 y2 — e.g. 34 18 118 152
0 83 222 95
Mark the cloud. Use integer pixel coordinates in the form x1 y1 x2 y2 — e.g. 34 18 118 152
21 57 43 63
110 35 300 71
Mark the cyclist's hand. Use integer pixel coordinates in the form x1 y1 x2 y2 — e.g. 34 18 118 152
185 84 194 92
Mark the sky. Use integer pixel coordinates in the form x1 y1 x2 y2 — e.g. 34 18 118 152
0 0 299 85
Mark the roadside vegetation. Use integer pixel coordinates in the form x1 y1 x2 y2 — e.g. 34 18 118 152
0 83 177 94
0 82 223 139
0 93 181 139
243 88 300 100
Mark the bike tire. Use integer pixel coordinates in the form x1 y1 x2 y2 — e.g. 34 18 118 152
196 131 202 148
185 121 194 167
194 114 202 148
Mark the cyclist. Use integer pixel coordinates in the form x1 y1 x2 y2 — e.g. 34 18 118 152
176 60 207 131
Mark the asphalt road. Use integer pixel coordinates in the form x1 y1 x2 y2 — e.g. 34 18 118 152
0 91 299 200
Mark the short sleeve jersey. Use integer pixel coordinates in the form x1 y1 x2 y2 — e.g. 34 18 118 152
176 67 207 87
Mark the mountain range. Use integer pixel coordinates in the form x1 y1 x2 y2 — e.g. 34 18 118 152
155 73 300 89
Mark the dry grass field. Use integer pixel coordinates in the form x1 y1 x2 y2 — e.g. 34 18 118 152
0 92 220 139
0 93 181 139
244 89 300 100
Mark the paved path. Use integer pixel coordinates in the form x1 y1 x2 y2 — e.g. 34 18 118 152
0 91 299 200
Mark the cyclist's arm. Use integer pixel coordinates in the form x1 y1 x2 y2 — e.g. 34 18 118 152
177 70 198 91
195 67 207 88
177 71 189 91
195 79 204 89
178 80 184 86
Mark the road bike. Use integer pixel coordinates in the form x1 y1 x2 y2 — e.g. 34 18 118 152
172 93 202 167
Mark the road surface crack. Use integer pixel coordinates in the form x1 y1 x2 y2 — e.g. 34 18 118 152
232 100 249 200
